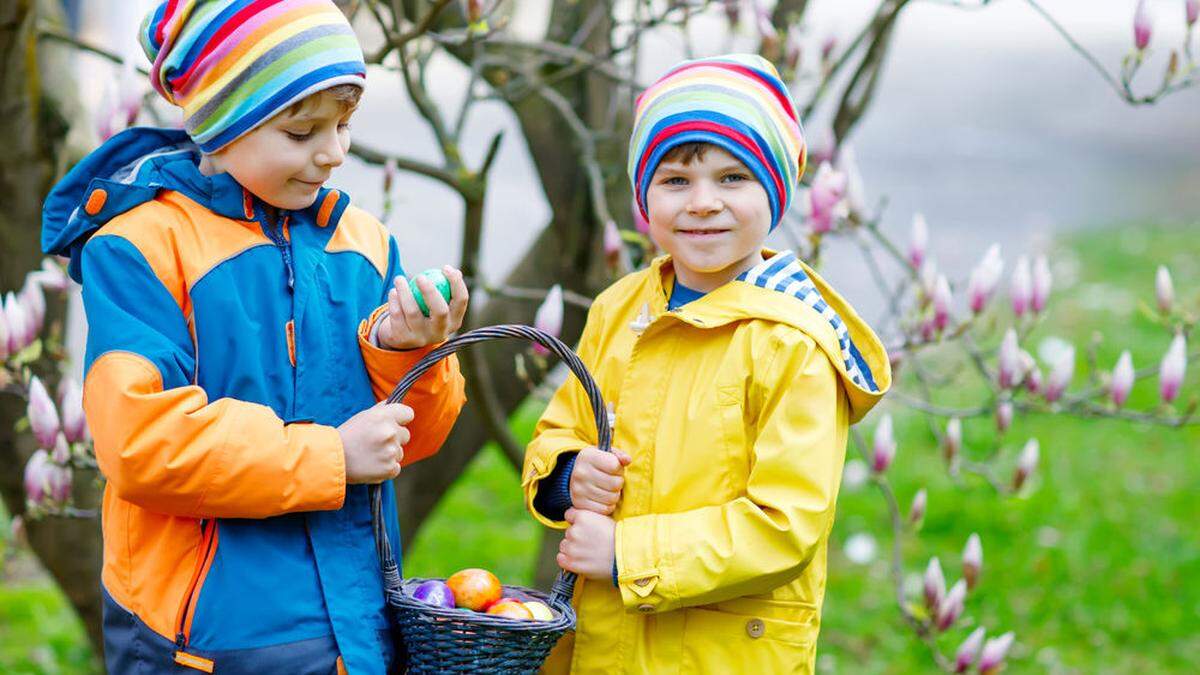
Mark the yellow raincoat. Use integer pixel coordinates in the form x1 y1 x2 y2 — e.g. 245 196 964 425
523 250 891 674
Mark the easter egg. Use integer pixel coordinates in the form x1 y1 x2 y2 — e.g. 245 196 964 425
522 601 554 621
409 269 453 316
486 599 533 620
446 568 502 611
411 580 455 609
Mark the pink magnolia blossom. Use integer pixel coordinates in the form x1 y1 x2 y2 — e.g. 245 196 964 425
1155 265 1174 313
603 219 622 259
908 213 929 269
924 557 946 612
1010 255 1031 318
27 376 61 450
943 418 962 464
967 245 1004 314
1134 0 1153 50
978 632 1016 674
1111 350 1135 408
1188 0 1199 27
954 627 987 673
871 413 896 474
995 401 1014 434
962 533 983 590
1159 332 1187 404
997 329 1021 389
1043 345 1075 403
532 285 564 356
909 488 927 526
60 378 89 444
19 276 46 336
936 580 967 631
1031 255 1052 313
932 274 952 332
1013 438 1040 491
836 145 867 214
805 162 848 234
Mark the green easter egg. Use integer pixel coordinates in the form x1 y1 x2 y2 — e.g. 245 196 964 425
410 268 453 316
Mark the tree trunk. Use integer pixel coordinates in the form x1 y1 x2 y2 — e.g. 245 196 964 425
0 0 103 656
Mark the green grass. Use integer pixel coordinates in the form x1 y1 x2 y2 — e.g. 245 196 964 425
3 222 1197 673
0 583 97 674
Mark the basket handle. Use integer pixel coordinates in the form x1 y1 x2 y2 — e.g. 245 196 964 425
369 324 612 608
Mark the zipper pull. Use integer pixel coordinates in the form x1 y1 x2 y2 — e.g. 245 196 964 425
629 303 652 334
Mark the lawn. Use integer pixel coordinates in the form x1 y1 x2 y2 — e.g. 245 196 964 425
2 222 1197 673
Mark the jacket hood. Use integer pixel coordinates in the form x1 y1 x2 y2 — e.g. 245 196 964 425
42 126 350 283
649 249 891 423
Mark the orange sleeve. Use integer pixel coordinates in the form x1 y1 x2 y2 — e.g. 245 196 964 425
84 351 346 519
357 305 467 466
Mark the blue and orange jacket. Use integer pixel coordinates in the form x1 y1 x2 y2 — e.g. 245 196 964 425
42 127 466 675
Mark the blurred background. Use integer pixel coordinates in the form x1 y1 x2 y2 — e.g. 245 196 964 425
1 1 1198 673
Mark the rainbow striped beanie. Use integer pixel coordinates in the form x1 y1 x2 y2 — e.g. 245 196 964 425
628 54 806 231
139 0 367 153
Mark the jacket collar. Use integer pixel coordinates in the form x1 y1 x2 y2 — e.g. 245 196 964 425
43 126 351 281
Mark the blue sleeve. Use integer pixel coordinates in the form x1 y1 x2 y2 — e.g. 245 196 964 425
531 452 578 522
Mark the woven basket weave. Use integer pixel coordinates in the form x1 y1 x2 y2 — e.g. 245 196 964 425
370 325 611 673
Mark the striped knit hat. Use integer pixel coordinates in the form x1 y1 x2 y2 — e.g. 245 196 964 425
139 0 367 153
628 54 806 231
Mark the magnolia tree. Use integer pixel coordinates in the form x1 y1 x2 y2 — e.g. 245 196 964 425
6 0 1199 669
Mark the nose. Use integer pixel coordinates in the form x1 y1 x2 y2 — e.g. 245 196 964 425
686 180 724 217
313 130 346 169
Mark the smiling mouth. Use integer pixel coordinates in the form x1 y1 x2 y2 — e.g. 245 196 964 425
295 179 325 187
676 228 730 236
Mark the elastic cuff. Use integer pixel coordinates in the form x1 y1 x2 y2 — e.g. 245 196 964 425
531 452 578 522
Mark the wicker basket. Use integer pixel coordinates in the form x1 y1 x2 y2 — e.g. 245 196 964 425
370 325 612 674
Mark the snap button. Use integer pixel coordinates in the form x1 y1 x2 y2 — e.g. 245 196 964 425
634 577 652 587
746 618 765 639
637 604 654 613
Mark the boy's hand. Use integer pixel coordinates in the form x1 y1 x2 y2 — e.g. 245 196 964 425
558 508 616 581
338 402 413 484
570 446 632 515
377 266 469 350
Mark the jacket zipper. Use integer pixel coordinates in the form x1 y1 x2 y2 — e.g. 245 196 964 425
174 519 218 668
254 200 295 291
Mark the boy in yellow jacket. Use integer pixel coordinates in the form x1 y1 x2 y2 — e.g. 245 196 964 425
523 54 891 674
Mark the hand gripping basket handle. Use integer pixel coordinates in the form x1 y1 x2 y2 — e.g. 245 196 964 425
369 324 612 607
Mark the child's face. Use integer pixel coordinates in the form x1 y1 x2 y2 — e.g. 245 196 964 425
645 145 771 292
203 90 355 211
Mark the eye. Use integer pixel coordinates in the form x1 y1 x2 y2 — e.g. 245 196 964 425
285 130 312 141
661 176 687 186
338 122 352 131
721 172 750 183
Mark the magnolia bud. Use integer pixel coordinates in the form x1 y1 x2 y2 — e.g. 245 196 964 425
936 580 967 631
1155 265 1174 313
1159 332 1187 404
924 557 946 612
932 274 952 332
23 449 51 509
1188 0 1199 27
997 329 1021 389
806 162 848 234
909 488 927 526
603 219 623 261
1110 350 1135 408
60 378 89 444
943 418 962 463
1134 0 1153 50
995 401 1013 434
955 626 987 673
1043 345 1075 403
631 197 650 235
978 632 1016 674
967 245 1004 314
51 432 71 465
962 533 983 590
19 277 46 335
1010 256 1031 318
837 145 867 215
908 213 929 269
1013 438 1040 491
532 285 564 356
1031 255 1051 313
871 413 896 474
27 376 61 450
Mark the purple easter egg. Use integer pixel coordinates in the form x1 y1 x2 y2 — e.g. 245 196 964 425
412 580 456 609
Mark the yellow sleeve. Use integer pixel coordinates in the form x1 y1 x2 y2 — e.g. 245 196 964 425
522 298 607 529
613 331 847 613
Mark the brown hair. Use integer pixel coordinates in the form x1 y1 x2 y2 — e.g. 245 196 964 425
285 84 363 117
660 141 713 165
